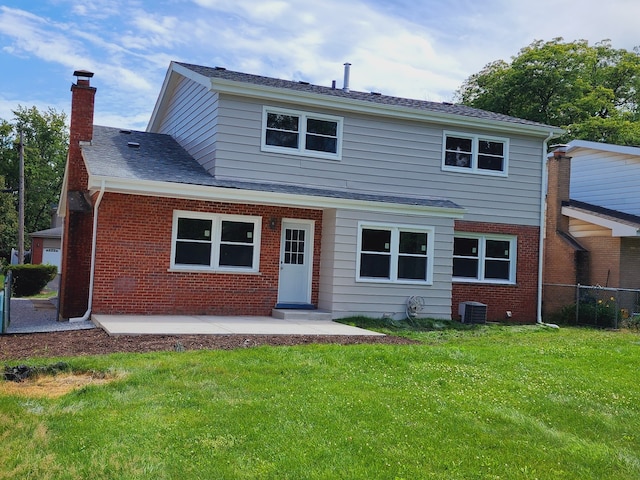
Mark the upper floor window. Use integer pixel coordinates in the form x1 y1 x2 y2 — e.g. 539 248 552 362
356 222 434 284
442 132 508 176
170 211 261 272
453 234 516 284
262 107 343 160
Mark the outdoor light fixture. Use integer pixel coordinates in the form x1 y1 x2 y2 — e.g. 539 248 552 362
269 217 278 230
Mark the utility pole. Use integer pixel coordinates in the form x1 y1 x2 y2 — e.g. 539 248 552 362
18 130 24 264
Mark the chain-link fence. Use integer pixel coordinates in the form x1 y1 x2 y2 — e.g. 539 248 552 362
543 283 640 329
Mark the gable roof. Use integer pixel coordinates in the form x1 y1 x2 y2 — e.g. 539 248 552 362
562 200 640 237
148 61 563 137
566 139 640 157
81 126 463 216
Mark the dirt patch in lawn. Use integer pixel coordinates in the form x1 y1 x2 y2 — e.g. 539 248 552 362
0 371 117 398
0 328 416 361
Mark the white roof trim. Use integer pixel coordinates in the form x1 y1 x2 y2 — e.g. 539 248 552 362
86 174 465 219
208 77 561 137
566 139 640 157
562 205 640 237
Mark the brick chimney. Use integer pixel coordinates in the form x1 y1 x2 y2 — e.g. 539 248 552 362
546 146 572 234
59 70 97 319
67 70 96 190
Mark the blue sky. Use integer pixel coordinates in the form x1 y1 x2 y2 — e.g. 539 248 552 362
1 0 639 130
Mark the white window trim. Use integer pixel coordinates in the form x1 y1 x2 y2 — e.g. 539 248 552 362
169 210 262 273
355 222 435 285
453 233 517 284
261 106 343 160
442 131 509 177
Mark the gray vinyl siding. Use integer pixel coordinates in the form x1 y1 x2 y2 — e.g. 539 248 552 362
212 94 544 226
318 208 454 320
571 150 640 216
155 76 220 175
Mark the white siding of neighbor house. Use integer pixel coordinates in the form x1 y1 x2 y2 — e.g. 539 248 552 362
211 94 544 226
318 208 455 320
154 75 220 175
570 149 640 216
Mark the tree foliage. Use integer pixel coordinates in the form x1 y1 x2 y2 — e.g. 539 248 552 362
455 38 640 145
0 175 18 259
0 106 68 259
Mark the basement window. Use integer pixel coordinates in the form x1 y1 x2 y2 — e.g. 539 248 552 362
170 211 261 272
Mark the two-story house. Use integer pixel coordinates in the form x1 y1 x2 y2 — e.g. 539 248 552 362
59 63 561 324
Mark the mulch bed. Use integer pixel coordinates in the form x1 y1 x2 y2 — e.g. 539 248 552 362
0 329 416 360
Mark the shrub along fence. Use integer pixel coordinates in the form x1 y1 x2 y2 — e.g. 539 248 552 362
543 283 640 329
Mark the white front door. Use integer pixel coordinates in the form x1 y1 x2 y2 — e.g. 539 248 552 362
277 220 313 305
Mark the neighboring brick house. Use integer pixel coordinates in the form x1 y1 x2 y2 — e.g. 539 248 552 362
59 63 562 323
543 141 640 318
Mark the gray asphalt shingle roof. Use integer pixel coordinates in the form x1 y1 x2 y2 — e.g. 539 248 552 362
177 62 553 129
83 125 462 210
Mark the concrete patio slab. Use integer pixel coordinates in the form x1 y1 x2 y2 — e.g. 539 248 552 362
92 314 385 336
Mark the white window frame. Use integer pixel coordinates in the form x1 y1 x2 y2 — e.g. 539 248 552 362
261 106 343 160
452 233 517 284
442 131 509 176
356 222 434 285
169 210 262 273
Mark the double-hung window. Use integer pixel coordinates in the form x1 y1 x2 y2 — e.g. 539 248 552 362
170 211 261 272
262 107 343 160
442 132 508 175
453 234 516 283
356 223 434 284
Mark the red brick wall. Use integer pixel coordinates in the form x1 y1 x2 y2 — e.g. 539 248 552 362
621 238 640 289
59 77 97 319
578 236 621 287
90 193 322 316
452 220 540 323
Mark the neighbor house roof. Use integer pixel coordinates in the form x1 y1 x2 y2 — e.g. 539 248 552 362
562 200 640 237
81 126 464 216
148 61 563 137
565 140 640 157
29 226 62 239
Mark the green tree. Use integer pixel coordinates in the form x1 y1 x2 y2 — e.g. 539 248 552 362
0 106 68 256
455 38 640 145
0 175 18 260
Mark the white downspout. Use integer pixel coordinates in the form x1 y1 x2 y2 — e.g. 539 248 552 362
537 132 560 328
70 180 106 323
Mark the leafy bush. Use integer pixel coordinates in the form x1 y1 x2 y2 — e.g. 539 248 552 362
8 264 57 297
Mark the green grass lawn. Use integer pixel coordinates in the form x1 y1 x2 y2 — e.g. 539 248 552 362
1 325 639 479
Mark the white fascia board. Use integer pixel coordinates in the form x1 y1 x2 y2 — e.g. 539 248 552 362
87 174 465 219
562 206 640 237
566 139 640 157
209 77 564 138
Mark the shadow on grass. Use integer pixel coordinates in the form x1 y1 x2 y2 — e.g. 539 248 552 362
336 316 479 333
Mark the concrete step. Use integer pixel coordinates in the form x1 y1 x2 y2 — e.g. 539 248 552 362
271 308 333 321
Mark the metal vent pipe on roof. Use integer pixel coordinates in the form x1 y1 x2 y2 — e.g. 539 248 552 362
343 62 351 92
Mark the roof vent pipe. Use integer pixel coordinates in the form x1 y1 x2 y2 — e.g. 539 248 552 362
343 62 351 92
